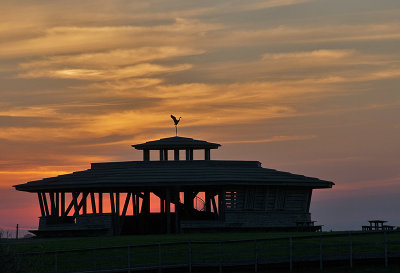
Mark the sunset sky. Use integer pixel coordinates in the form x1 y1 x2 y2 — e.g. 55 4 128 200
1 0 400 234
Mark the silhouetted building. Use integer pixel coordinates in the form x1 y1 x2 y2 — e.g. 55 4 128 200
14 136 333 236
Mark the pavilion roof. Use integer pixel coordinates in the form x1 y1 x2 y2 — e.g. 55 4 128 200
14 160 334 192
132 136 221 150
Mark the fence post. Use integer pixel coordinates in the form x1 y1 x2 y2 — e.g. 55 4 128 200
384 231 388 267
92 249 97 270
219 242 223 273
254 239 258 273
319 235 323 270
289 237 293 273
349 232 353 268
128 246 131 273
158 243 162 273
54 251 58 273
188 242 192 273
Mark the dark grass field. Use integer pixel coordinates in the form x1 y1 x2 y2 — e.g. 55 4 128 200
2 231 400 273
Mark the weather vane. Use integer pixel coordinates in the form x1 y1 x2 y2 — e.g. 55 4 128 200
170 115 181 136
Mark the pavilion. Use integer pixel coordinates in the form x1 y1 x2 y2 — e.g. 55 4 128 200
14 136 334 236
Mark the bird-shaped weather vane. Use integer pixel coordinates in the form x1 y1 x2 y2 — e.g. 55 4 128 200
170 115 181 136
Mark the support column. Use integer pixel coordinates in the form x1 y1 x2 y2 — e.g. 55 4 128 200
55 192 59 217
190 149 194 160
49 192 56 216
61 192 65 216
82 192 87 215
163 149 169 161
141 192 150 214
205 149 211 160
90 192 97 214
166 189 171 234
185 149 190 160
160 150 164 161
37 192 46 217
174 149 180 161
42 192 50 217
72 192 79 216
99 193 103 213
116 192 120 216
143 149 150 161
110 192 115 214
205 192 211 213
218 190 225 221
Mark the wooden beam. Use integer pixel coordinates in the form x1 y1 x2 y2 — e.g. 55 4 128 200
185 149 190 160
143 149 150 161
205 192 211 213
99 193 103 213
205 148 210 160
166 189 171 234
82 192 87 215
122 192 132 217
174 149 179 161
49 192 56 216
90 192 97 214
72 192 79 216
42 192 50 216
61 192 65 216
159 149 164 161
141 192 150 214
116 192 120 216
211 195 218 217
110 192 115 214
163 149 168 161
63 197 75 218
37 192 46 217
55 192 59 217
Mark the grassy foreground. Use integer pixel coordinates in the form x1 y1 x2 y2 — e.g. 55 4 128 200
3 231 400 273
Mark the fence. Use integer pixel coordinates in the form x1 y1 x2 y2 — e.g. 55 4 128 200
14 230 400 273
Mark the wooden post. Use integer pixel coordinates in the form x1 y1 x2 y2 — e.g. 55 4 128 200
141 192 150 214
319 236 323 270
205 192 211 213
61 192 65 216
82 192 87 215
122 193 132 217
384 231 388 267
159 150 164 161
166 189 171 234
349 232 353 268
90 192 97 214
188 242 192 273
219 242 223 273
158 243 162 273
49 192 56 216
174 149 180 161
143 149 150 161
116 192 120 216
205 148 210 160
55 192 59 217
163 149 168 161
72 192 79 216
42 192 50 216
175 191 180 233
190 149 194 160
110 192 115 214
254 239 258 272
37 192 46 217
185 149 190 161
289 237 293 272
128 246 131 273
54 251 58 273
99 193 103 213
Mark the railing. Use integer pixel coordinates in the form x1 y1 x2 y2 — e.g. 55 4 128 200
15 230 400 273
